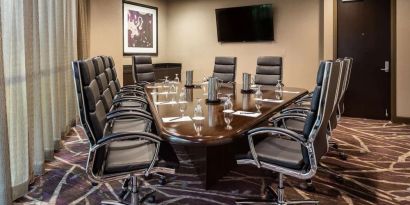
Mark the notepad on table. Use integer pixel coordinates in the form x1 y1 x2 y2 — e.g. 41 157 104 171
162 116 192 123
261 99 284 103
155 101 177 106
232 111 261 118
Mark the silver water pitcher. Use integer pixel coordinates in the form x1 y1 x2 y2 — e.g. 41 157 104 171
241 73 252 93
207 77 219 103
185 70 194 87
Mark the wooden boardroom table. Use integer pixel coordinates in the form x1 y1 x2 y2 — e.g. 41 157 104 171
144 83 307 189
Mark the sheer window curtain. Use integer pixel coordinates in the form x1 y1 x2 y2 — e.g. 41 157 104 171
0 7 13 205
0 0 78 201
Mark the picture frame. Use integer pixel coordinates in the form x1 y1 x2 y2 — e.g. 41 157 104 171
123 1 158 56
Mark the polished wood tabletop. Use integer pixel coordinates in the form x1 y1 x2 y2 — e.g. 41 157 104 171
145 83 308 145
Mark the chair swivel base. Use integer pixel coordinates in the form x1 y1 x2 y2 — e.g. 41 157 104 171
102 175 155 205
329 141 348 160
236 173 319 205
236 200 319 205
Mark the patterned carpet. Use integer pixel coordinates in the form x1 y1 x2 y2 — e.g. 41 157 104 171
14 117 410 205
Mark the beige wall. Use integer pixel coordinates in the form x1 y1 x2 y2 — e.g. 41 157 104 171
167 0 321 90
323 0 334 60
88 0 409 119
396 0 410 118
89 0 168 84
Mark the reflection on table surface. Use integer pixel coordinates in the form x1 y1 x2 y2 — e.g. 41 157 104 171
145 83 308 145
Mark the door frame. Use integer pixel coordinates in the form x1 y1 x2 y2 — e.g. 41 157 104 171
333 0 409 123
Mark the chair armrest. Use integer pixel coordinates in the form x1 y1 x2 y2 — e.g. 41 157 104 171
294 94 312 105
92 132 162 176
112 96 147 106
121 85 144 91
116 90 146 97
268 113 307 125
107 110 153 122
107 107 151 117
280 107 310 115
95 132 162 148
246 127 307 168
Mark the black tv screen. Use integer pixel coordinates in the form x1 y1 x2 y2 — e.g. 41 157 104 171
215 4 273 42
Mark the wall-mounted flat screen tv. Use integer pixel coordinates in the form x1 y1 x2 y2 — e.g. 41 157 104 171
215 4 273 42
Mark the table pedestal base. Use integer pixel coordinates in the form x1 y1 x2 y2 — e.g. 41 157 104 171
172 143 235 189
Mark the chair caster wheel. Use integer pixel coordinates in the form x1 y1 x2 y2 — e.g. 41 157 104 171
263 186 277 200
335 175 344 183
145 195 155 203
91 182 98 186
159 178 167 185
339 152 348 160
299 180 315 192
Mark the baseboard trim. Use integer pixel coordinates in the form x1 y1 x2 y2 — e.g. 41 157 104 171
392 116 410 124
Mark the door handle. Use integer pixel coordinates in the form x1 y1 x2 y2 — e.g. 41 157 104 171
380 61 389 73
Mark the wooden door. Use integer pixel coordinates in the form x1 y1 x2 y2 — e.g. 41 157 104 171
337 0 391 119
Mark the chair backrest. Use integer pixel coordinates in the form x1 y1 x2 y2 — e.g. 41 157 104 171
72 60 96 145
213 56 237 83
341 57 353 99
132 56 156 83
107 56 122 92
254 56 282 86
93 57 115 113
330 59 347 129
74 59 109 144
300 60 341 166
100 56 111 69
338 57 353 115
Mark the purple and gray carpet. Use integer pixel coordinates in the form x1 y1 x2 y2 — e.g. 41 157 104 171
14 118 410 205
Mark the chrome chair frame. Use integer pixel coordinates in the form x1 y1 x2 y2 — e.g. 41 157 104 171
237 61 341 204
73 61 174 205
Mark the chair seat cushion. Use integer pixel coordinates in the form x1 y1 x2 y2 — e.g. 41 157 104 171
283 119 305 133
117 100 147 110
250 137 305 170
104 140 155 174
110 119 151 134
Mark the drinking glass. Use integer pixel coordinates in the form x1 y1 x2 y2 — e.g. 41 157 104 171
224 93 234 112
251 76 256 87
255 100 262 113
275 80 284 100
193 98 204 136
170 83 177 93
174 74 180 84
164 76 170 87
193 120 203 136
224 112 233 130
202 84 207 95
255 85 263 100
179 92 187 117
193 98 203 119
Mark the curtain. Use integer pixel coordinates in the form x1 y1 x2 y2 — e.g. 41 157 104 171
0 0 78 200
0 7 13 205
78 0 90 59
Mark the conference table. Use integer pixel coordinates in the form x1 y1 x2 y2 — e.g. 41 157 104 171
145 83 308 189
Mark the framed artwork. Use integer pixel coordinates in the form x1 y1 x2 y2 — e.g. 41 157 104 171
123 1 158 56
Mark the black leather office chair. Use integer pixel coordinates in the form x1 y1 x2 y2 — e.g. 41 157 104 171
91 57 149 114
270 60 345 189
281 59 351 161
255 56 282 86
132 56 156 83
107 56 146 93
338 57 353 116
236 60 340 204
213 56 237 83
72 59 176 205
